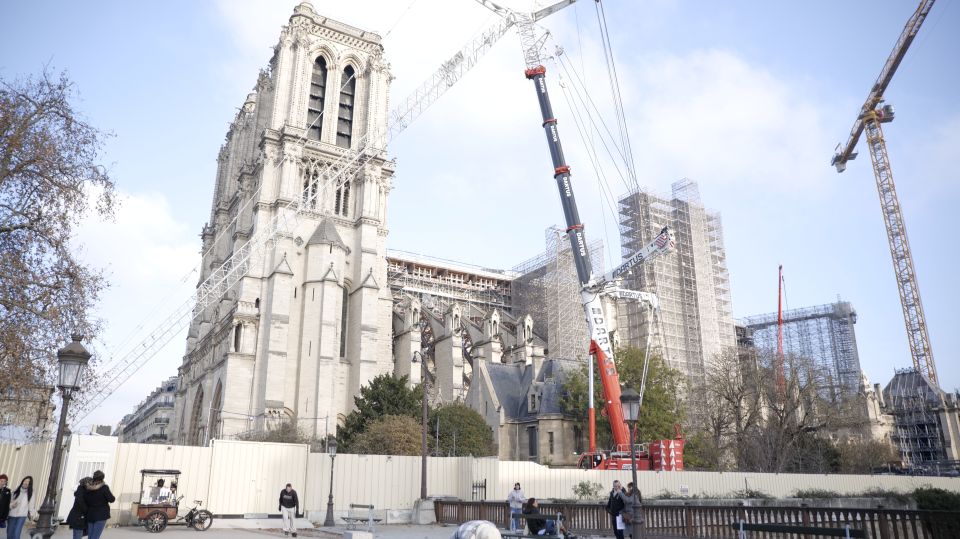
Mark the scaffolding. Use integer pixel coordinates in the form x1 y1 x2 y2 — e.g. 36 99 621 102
617 179 736 382
882 368 958 469
512 226 604 360
386 249 517 314
743 300 862 403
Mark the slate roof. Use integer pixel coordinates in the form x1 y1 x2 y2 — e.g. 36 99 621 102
307 217 350 253
485 358 581 422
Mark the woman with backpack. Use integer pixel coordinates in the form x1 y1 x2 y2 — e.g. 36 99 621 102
66 477 91 539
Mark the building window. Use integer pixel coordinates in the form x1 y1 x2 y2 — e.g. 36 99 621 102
528 427 538 459
302 168 319 209
334 179 350 217
574 426 584 454
308 57 327 141
339 286 349 357
548 432 555 455
336 65 356 148
233 324 242 352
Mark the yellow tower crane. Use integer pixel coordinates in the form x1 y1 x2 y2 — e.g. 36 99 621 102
830 0 939 386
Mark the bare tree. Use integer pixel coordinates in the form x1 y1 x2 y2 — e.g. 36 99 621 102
687 348 764 470
0 69 116 405
738 351 841 473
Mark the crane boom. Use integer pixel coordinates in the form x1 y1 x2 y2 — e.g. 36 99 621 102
829 0 939 386
831 0 935 171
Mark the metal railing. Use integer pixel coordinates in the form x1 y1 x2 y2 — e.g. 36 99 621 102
433 501 960 538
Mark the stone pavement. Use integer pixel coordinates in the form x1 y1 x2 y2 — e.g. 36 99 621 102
31 523 642 539
36 523 461 539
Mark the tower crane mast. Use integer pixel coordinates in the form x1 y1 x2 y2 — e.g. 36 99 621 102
830 0 939 386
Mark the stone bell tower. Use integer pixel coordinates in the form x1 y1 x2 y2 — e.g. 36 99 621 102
172 2 396 444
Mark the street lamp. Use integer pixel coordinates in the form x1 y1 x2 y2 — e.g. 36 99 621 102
413 351 428 500
620 387 642 539
32 335 91 539
323 437 338 527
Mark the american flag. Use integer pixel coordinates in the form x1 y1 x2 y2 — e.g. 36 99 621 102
655 232 669 248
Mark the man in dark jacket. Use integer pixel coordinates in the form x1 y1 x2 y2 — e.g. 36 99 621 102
0 474 10 529
605 480 626 539
278 483 299 537
83 470 115 539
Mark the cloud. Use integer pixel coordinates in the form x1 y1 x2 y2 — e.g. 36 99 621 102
626 50 830 194
74 190 200 428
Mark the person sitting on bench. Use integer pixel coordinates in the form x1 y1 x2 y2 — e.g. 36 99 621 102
522 498 556 536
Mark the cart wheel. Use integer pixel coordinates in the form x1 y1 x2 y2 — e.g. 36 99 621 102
144 511 168 533
192 510 213 531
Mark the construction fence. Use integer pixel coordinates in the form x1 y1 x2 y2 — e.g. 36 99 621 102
1 436 958 525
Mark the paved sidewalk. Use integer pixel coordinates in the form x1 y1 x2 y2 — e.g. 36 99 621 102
35 523 462 539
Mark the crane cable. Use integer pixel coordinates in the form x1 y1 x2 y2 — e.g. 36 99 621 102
593 0 640 195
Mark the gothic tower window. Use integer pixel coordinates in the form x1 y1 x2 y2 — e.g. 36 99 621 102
302 167 319 209
307 57 327 141
339 286 349 357
334 179 350 217
336 65 356 148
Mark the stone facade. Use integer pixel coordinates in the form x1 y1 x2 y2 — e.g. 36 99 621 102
172 3 395 445
118 376 177 443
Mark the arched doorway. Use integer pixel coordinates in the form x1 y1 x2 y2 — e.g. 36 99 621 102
208 381 223 441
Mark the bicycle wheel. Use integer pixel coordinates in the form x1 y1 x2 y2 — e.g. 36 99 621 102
144 511 168 533
192 509 213 531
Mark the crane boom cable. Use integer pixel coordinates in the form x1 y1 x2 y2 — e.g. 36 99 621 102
592 0 638 193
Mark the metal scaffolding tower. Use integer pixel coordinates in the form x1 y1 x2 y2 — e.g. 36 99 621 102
512 226 604 360
743 300 863 403
882 368 958 469
617 179 735 381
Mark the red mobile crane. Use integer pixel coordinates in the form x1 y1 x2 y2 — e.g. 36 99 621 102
473 0 682 471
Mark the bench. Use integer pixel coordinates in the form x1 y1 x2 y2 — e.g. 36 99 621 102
502 512 565 539
342 503 382 532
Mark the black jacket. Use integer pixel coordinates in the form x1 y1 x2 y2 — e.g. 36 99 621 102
606 489 625 516
82 482 115 523
0 486 10 521
522 505 546 535
279 489 299 512
66 484 88 530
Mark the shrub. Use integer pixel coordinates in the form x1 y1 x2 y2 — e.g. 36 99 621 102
731 488 772 499
913 486 960 511
572 481 604 501
793 488 841 499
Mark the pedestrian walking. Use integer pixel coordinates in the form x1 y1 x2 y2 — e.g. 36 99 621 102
621 483 640 539
506 482 525 531
7 476 34 539
66 478 90 539
83 470 115 539
605 480 626 539
278 483 299 537
0 474 11 530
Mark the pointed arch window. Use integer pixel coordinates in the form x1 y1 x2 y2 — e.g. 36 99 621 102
334 179 350 217
307 57 328 141
302 166 319 209
336 65 356 148
339 286 349 357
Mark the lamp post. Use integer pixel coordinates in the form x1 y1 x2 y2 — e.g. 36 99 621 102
413 351 428 500
32 335 91 539
620 387 642 539
323 437 338 527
